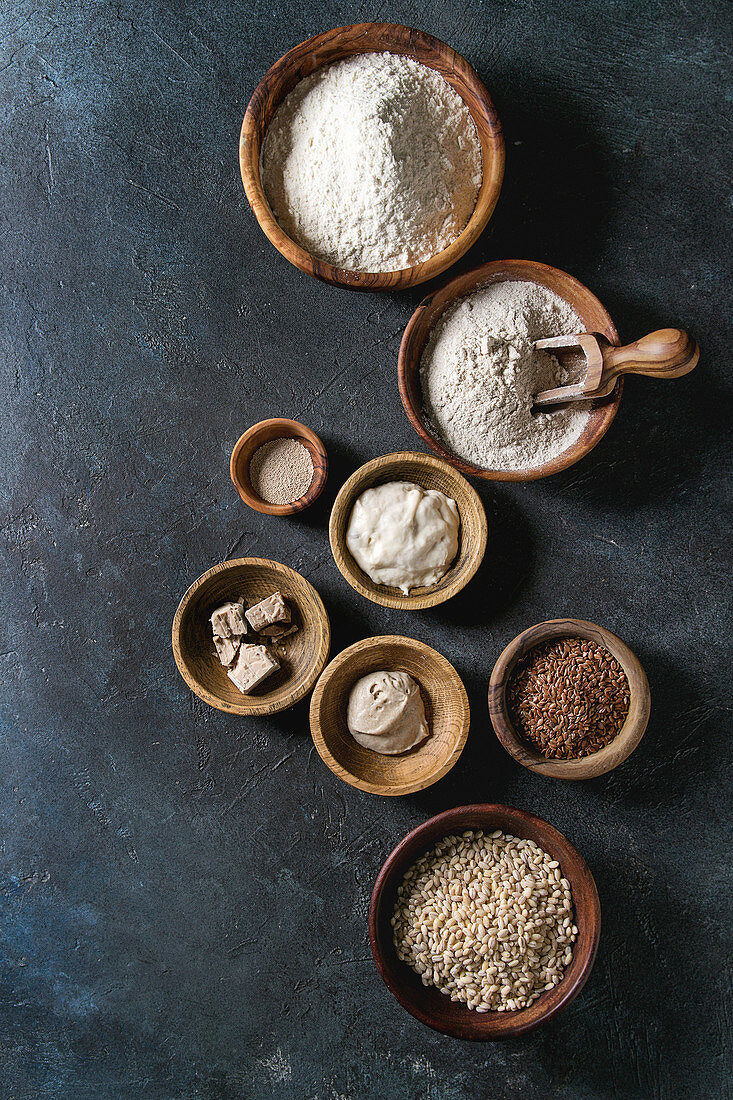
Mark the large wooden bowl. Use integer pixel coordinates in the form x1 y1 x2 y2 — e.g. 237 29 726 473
369 804 601 1039
398 258 623 479
489 618 651 779
239 23 504 291
329 451 487 610
172 558 330 716
309 636 470 796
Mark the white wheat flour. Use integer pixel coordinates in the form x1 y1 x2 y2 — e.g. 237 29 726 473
261 52 482 273
419 281 590 472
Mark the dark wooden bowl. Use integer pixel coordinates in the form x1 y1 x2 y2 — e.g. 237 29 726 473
309 635 470 796
369 804 601 1040
329 451 487 610
239 23 504 291
230 418 328 516
398 258 623 480
172 557 330 716
489 618 651 779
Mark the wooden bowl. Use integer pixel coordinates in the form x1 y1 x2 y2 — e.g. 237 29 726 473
489 618 651 779
172 557 330 716
309 635 470 796
329 451 487 610
230 418 328 516
239 23 504 291
398 258 623 480
369 803 601 1039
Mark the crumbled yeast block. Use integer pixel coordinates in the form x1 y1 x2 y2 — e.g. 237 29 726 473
271 625 299 659
213 634 240 667
259 620 298 638
210 600 247 639
245 591 291 635
271 624 298 641
227 643 279 694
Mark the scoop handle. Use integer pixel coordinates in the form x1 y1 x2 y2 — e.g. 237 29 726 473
603 328 699 383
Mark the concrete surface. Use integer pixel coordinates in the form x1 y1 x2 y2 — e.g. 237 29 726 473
1 1 730 1097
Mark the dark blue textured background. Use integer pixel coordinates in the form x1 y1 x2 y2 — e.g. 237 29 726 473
1 1 730 1097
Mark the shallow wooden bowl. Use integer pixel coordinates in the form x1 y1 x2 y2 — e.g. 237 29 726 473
329 451 487 610
398 258 623 480
230 418 328 516
239 23 504 291
172 558 330 716
489 618 651 779
369 803 601 1039
309 636 470 796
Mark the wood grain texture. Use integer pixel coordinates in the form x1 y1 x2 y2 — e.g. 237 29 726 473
398 258 623 480
230 418 328 515
369 804 601 1039
534 328 699 406
172 557 330 716
488 618 651 779
309 635 470 796
602 327 699 387
329 451 488 610
239 23 505 290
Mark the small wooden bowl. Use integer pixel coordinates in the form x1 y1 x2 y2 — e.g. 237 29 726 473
398 258 623 480
172 557 330 716
239 23 505 291
230 418 328 516
489 618 651 779
329 451 487 610
369 803 601 1039
309 635 470 796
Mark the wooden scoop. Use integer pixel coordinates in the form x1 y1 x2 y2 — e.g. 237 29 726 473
533 328 699 409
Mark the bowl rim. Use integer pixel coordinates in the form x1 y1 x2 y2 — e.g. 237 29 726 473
328 450 488 609
309 634 470 795
172 556 331 716
239 22 505 291
488 618 651 779
229 417 329 516
398 258 623 480
368 803 601 1039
